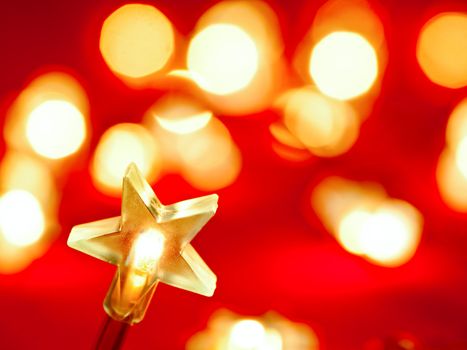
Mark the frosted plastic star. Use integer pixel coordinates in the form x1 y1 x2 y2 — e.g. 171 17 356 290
68 163 218 324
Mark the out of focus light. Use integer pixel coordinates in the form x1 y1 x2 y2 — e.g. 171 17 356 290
437 148 467 212
278 87 359 157
92 123 161 195
445 98 467 149
309 31 378 100
313 177 423 267
438 98 467 211
311 0 386 49
147 94 213 135
177 118 242 191
156 112 212 135
100 4 174 79
4 72 89 157
0 151 57 207
187 24 259 95
26 99 86 159
186 310 318 350
417 12 467 88
358 201 422 267
228 320 267 349
455 137 467 178
0 190 45 247
337 208 371 255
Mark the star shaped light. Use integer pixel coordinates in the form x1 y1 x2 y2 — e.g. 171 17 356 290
68 163 218 324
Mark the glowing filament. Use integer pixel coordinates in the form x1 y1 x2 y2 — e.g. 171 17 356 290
132 229 165 273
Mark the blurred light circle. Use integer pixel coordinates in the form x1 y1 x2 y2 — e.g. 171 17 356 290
281 88 359 157
26 99 86 159
309 31 378 100
446 98 467 149
359 202 422 267
156 111 212 135
100 4 174 79
455 136 467 178
187 24 259 95
228 319 266 349
92 123 160 195
337 209 371 255
437 148 467 212
0 190 45 247
175 118 242 191
417 12 467 88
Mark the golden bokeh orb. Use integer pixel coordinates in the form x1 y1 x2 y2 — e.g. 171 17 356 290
100 4 174 79
26 99 86 159
187 24 259 95
309 31 378 100
417 12 467 88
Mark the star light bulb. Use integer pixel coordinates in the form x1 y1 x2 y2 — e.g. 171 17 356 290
68 163 218 324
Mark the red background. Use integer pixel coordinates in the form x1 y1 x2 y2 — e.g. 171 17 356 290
0 0 467 349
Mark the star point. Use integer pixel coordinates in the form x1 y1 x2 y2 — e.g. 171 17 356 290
68 163 218 324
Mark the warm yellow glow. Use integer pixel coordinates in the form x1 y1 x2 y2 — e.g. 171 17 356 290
445 98 467 149
156 111 212 135
187 24 259 95
0 151 56 207
92 123 160 195
337 208 372 255
280 88 359 157
358 202 422 267
437 148 467 212
312 0 386 49
309 31 378 100
0 190 45 247
176 118 242 191
227 319 283 350
455 136 467 178
26 99 86 159
417 13 467 88
133 229 165 273
313 177 422 266
100 4 174 79
228 320 266 349
5 72 89 156
146 94 213 135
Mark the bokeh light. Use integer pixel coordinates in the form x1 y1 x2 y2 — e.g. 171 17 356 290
185 0 284 115
358 201 422 267
143 97 241 191
275 87 359 157
309 31 378 100
187 24 259 95
4 71 89 159
417 12 467 88
100 4 174 80
0 151 57 209
438 98 467 211
313 177 423 267
149 94 213 135
186 309 318 350
311 0 386 49
91 123 161 195
228 319 268 349
436 148 467 212
445 98 467 149
176 118 242 191
0 190 45 247
26 99 86 159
